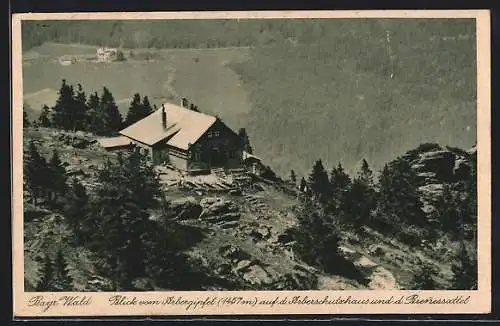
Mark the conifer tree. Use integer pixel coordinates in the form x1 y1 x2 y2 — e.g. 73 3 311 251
142 96 153 115
38 105 52 127
24 141 49 205
52 249 73 291
357 159 374 187
450 244 477 290
73 83 88 131
299 177 307 193
238 128 253 154
308 159 330 203
289 169 297 186
86 149 161 289
375 158 424 229
330 163 351 196
100 87 123 135
36 254 55 291
86 92 104 134
125 93 144 127
52 79 76 130
63 178 89 244
293 200 358 279
47 149 67 203
343 159 376 225
325 163 352 215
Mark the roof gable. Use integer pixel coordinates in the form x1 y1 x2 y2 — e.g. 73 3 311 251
119 103 217 150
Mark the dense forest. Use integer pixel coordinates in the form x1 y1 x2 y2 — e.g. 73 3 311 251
22 19 475 51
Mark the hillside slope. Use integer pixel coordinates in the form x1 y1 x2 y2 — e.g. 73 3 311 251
22 19 477 178
23 128 476 291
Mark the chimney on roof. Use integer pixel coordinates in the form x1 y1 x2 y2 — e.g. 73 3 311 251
181 97 189 108
161 104 167 130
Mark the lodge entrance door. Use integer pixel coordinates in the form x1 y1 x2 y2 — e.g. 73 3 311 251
210 146 228 167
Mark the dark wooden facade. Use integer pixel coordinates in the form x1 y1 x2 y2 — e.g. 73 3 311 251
186 119 243 171
130 118 243 172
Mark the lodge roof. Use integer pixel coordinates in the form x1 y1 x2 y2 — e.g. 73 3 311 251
97 135 132 149
119 103 217 150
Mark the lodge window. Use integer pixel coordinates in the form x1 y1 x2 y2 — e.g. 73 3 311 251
208 132 213 138
214 131 220 137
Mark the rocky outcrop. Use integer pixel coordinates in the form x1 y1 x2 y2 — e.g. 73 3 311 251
199 197 241 228
56 131 96 149
169 196 202 220
406 143 474 185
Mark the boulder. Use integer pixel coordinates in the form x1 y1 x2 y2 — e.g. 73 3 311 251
417 150 456 182
169 196 202 220
249 226 271 241
234 259 254 272
199 197 239 219
418 183 445 199
72 138 90 149
241 264 274 286
218 245 250 261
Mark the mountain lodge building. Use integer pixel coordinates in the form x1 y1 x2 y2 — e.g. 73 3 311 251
100 102 244 172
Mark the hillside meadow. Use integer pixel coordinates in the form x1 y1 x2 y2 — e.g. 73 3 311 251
22 43 252 130
21 19 477 177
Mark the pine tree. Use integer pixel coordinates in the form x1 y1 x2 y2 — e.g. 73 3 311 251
52 249 73 291
125 93 144 127
327 163 352 214
86 92 104 134
52 79 76 130
357 159 374 187
343 159 376 225
299 177 307 193
24 141 49 205
63 178 89 244
308 160 330 203
47 149 67 203
375 158 424 229
142 96 153 115
450 243 477 290
330 163 351 196
238 128 253 154
73 83 88 131
289 169 297 186
38 105 52 127
87 149 161 289
344 178 375 226
100 87 123 135
36 254 55 291
293 201 357 278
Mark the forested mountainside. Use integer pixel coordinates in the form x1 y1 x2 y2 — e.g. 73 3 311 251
23 124 477 292
22 19 474 51
22 19 477 176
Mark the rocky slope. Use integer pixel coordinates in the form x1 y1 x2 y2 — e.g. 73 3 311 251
23 128 477 291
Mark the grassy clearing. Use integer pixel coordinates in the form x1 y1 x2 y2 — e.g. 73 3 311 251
22 43 252 131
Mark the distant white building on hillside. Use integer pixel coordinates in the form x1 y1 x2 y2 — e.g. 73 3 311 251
96 47 118 62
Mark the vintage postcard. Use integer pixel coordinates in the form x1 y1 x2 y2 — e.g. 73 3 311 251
11 10 491 317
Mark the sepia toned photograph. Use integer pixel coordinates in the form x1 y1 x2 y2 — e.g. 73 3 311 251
11 10 491 316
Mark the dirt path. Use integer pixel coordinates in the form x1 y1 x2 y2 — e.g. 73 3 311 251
164 65 179 99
